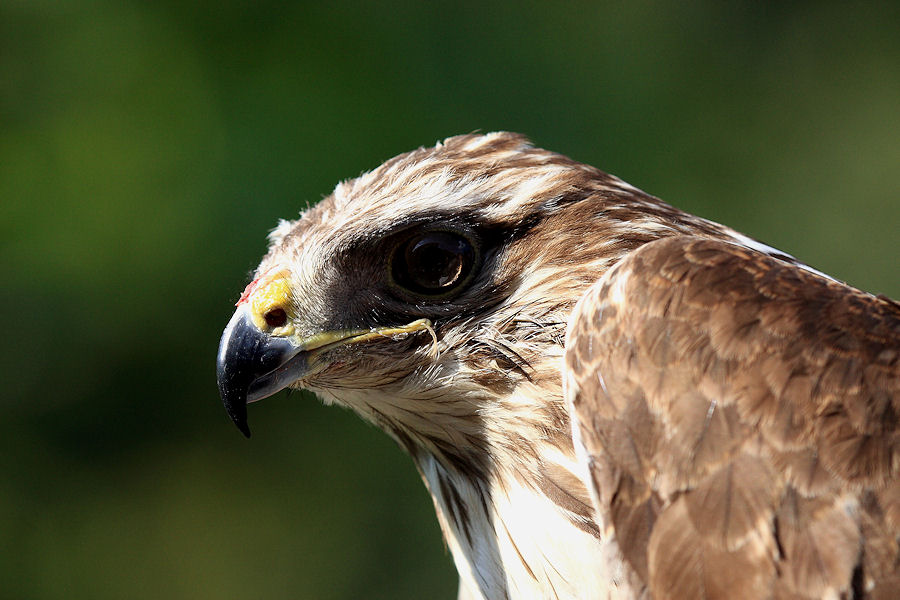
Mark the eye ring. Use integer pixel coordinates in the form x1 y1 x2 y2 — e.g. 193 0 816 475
389 229 479 299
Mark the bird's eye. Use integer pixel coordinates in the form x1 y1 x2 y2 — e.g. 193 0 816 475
391 230 477 297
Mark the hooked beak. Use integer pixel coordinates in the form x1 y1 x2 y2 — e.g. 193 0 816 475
216 303 437 438
216 306 309 438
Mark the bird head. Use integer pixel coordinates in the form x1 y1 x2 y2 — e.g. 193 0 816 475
216 132 716 457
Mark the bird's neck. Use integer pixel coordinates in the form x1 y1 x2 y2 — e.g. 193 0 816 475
394 365 636 600
414 439 633 600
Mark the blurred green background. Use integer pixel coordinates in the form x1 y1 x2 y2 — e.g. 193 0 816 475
2 1 897 598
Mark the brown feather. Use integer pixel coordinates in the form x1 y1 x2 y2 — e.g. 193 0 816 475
683 455 779 551
647 497 775 600
566 236 900 599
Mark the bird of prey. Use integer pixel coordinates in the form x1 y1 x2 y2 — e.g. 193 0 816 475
216 132 899 600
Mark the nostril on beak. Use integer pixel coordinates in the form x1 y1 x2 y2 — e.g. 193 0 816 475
264 308 287 328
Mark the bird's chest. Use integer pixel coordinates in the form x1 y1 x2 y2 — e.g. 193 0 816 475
419 457 636 600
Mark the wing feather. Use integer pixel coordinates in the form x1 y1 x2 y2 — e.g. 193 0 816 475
564 236 900 599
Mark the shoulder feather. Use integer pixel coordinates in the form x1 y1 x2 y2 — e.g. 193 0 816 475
564 236 900 599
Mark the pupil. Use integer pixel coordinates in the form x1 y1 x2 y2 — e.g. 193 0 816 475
399 231 474 294
408 242 462 288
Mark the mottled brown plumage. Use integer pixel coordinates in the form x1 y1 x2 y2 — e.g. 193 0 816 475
217 132 900 599
565 238 900 599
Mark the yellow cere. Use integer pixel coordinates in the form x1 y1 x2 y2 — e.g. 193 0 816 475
249 273 294 335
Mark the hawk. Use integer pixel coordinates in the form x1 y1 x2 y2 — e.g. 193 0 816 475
216 133 900 599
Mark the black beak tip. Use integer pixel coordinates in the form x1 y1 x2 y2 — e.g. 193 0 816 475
233 413 252 439
217 318 254 439
217 371 253 439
